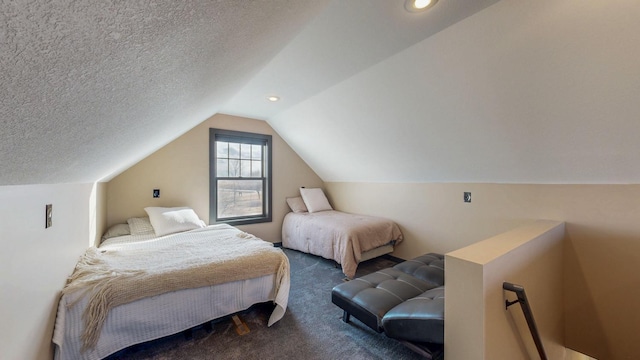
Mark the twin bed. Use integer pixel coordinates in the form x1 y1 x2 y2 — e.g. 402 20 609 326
282 188 403 278
282 210 402 278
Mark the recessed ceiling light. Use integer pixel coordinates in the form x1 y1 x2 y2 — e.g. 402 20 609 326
267 96 280 102
405 0 438 12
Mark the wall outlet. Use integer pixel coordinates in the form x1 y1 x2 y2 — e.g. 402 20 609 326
153 189 160 198
45 204 53 228
464 192 472 203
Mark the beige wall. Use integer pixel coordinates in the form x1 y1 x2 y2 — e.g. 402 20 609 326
107 113 323 243
0 183 99 360
325 182 640 360
92 182 107 247
446 221 565 360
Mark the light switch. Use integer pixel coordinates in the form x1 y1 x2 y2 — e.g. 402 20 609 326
463 192 471 203
45 204 53 228
153 189 160 198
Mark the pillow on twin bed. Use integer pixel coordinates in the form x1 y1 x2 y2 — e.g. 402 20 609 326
286 197 308 213
101 223 131 240
144 206 205 237
300 187 333 213
127 217 155 236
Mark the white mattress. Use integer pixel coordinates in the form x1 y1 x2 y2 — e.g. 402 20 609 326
52 226 289 360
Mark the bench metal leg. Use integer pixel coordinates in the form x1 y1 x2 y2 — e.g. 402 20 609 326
342 311 351 323
399 340 443 360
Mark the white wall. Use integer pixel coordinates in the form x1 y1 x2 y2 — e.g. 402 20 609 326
0 183 98 360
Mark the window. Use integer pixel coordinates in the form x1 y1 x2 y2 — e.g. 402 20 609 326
209 129 272 225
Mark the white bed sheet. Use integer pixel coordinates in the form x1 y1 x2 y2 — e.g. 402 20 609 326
52 226 289 360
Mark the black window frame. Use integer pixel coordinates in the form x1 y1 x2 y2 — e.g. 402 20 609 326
209 128 272 226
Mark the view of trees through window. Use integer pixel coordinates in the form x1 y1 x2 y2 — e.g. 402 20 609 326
215 141 264 219
210 128 272 225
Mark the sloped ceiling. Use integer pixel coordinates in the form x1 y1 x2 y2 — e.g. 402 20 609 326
2 0 640 186
0 0 330 185
263 0 640 184
222 0 501 120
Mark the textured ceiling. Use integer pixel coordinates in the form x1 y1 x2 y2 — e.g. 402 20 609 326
0 0 329 185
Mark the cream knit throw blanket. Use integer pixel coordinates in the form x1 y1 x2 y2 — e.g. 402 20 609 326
62 226 288 351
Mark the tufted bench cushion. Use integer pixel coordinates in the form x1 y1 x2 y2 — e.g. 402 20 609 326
393 254 444 285
382 286 445 344
331 253 445 333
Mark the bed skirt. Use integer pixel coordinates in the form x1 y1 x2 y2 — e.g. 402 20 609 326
53 273 288 360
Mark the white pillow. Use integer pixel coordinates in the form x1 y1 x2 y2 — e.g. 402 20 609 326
101 223 131 240
286 197 308 213
144 207 205 237
127 217 155 236
300 188 333 213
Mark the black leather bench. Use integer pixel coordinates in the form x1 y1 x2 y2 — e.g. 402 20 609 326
331 253 445 359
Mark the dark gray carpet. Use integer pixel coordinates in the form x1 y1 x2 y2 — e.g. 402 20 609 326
105 249 426 359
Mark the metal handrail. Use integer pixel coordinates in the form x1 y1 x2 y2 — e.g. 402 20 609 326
503 282 547 360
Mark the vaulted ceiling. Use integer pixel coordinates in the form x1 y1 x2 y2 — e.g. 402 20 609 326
2 0 639 186
1 0 329 185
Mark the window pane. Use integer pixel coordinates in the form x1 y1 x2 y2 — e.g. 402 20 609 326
251 160 262 177
217 179 263 219
211 128 272 225
216 142 228 158
228 159 240 177
216 159 228 177
241 160 251 177
228 143 240 159
240 144 252 160
251 145 262 160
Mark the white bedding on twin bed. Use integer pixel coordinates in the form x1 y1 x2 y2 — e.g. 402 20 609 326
282 210 403 278
52 225 290 360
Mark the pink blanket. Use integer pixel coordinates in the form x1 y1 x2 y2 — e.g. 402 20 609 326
282 210 403 277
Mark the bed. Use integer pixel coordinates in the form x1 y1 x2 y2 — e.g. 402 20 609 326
52 208 290 360
282 189 403 278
